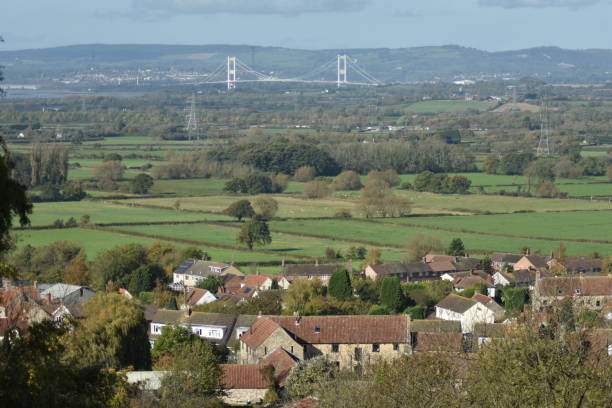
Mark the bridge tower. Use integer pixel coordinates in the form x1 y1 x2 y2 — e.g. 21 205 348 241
337 54 348 88
227 56 237 90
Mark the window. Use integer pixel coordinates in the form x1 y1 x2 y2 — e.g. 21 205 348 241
332 344 339 353
596 300 601 307
393 343 399 351
372 344 380 353
264 347 267 355
314 326 321 334
575 288 581 295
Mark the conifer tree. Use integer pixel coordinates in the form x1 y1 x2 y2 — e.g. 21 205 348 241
380 277 405 312
328 269 353 300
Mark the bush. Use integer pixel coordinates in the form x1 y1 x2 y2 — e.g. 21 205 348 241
368 305 389 315
293 166 317 182
303 180 331 199
368 169 400 187
334 170 362 190
334 209 353 218
404 305 426 319
139 291 154 304
65 217 78 228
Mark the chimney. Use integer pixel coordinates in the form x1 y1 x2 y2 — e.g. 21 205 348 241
293 311 301 326
257 310 262 318
33 280 37 289
47 293 51 303
315 259 319 266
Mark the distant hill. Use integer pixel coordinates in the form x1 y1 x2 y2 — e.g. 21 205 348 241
2 43 612 83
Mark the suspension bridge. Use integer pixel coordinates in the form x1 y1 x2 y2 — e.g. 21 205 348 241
200 54 383 89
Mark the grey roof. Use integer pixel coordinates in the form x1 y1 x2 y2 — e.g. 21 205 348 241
174 260 243 277
490 252 523 264
370 262 432 276
436 294 477 314
282 263 347 276
523 255 549 269
40 283 92 301
151 310 237 345
455 257 482 270
231 314 262 342
410 320 462 333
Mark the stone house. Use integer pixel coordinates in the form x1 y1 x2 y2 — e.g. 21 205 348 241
239 315 410 369
409 320 464 352
220 364 272 405
435 294 497 333
173 260 243 287
532 275 612 312
548 257 603 275
149 309 236 346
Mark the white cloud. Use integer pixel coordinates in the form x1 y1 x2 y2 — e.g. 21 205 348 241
132 0 369 16
478 0 602 8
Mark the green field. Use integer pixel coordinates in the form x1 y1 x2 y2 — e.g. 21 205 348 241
403 100 496 113
393 211 612 243
27 201 226 226
267 218 612 257
395 191 612 213
106 222 403 261
13 228 185 258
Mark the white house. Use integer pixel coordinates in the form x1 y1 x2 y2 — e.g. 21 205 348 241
435 294 496 333
149 310 236 346
173 260 243 287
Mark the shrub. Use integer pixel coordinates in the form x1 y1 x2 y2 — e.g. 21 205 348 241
334 209 353 218
293 166 316 182
334 170 362 190
303 180 331 199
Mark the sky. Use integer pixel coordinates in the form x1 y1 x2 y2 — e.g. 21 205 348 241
3 0 612 51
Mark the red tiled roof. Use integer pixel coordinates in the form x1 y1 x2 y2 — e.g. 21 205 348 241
413 332 464 352
428 260 457 273
270 315 409 344
185 288 210 306
453 275 492 289
424 254 457 264
240 317 282 348
263 347 298 384
472 293 492 305
220 364 272 389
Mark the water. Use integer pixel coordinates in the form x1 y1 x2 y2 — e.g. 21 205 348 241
2 89 150 99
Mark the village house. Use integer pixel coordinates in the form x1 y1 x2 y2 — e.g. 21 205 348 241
435 293 500 333
221 274 291 300
239 315 411 369
490 252 523 272
365 262 452 283
149 309 236 346
532 274 612 313
172 260 243 287
492 268 547 288
39 283 95 317
513 255 550 272
221 347 298 405
183 288 217 308
548 257 603 275
282 262 350 285
409 320 464 353
451 274 496 297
